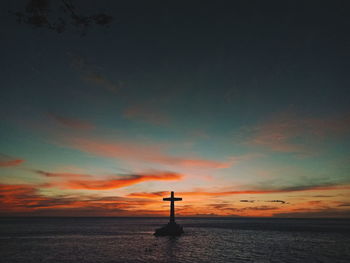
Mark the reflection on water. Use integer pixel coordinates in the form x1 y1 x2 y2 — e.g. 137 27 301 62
0 217 349 263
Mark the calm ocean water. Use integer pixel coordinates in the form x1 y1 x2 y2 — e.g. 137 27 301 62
0 217 349 263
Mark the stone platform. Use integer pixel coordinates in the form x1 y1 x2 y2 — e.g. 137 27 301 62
154 222 184 236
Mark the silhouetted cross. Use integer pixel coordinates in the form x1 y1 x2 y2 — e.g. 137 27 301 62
163 191 182 223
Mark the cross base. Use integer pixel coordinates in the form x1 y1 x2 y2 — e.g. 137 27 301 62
154 221 184 236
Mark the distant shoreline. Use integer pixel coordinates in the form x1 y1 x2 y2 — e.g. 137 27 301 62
1 216 349 219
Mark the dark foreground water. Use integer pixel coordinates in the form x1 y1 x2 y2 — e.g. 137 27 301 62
0 217 350 263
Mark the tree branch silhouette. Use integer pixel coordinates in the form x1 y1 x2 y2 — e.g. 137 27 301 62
11 0 113 35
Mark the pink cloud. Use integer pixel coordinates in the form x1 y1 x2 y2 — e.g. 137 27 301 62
64 137 236 169
0 154 24 167
247 112 350 152
0 159 24 167
48 113 94 130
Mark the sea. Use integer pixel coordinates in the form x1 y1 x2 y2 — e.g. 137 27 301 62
0 217 349 263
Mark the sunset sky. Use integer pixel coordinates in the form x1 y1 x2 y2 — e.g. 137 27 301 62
1 0 349 217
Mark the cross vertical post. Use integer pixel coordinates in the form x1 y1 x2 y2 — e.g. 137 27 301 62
170 191 175 223
163 191 182 224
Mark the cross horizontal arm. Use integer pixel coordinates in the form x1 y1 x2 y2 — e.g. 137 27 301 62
163 197 182 201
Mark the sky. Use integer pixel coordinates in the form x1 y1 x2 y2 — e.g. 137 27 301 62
0 0 350 217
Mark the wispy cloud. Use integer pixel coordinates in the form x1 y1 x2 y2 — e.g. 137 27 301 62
240 200 255 203
240 199 287 204
312 195 335 198
123 105 170 126
232 206 279 212
127 191 169 198
70 54 122 93
266 200 287 204
0 154 24 167
245 112 350 153
35 170 183 190
63 137 237 169
83 72 121 93
337 202 350 207
48 112 94 130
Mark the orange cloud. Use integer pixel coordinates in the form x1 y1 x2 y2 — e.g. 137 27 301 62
36 170 183 190
64 172 182 190
48 113 94 130
0 184 46 212
65 137 235 169
127 191 168 198
0 183 160 216
1 182 349 217
0 184 37 195
0 154 24 167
